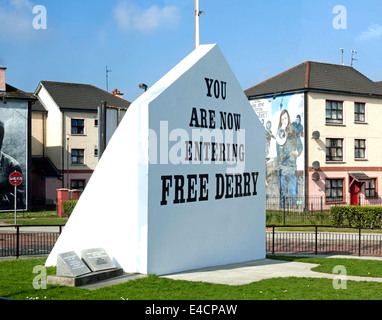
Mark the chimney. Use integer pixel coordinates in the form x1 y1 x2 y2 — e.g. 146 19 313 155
111 88 124 99
0 67 6 92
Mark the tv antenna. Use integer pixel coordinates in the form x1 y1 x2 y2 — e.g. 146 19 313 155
351 50 357 67
106 66 112 92
340 48 344 65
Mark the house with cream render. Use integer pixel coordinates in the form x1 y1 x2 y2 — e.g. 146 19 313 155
245 61 382 210
33 81 130 205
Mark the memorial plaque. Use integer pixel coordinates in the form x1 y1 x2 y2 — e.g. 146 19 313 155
57 251 91 277
81 248 116 272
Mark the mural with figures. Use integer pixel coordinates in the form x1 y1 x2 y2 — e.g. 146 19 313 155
250 93 305 207
0 102 27 211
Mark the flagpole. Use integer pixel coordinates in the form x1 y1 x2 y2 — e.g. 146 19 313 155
195 0 200 49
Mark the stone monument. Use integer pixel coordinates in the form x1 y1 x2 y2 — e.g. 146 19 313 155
46 44 266 275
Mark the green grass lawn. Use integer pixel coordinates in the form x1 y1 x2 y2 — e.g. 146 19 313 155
1 218 67 225
1 256 382 300
0 211 67 225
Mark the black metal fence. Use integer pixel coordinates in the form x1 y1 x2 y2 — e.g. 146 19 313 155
267 226 382 257
266 195 382 226
1 224 382 259
267 195 382 212
0 225 62 258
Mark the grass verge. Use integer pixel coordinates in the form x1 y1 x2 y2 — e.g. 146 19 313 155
1 256 382 300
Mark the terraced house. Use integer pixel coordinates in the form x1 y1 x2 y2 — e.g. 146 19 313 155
245 61 382 210
32 81 130 206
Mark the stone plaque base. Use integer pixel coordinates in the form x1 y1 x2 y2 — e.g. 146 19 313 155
47 268 124 287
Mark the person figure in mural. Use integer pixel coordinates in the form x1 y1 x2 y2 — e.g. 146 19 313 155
0 121 25 210
276 109 303 208
292 115 304 140
265 120 275 160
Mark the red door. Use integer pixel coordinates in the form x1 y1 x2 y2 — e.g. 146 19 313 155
350 183 361 205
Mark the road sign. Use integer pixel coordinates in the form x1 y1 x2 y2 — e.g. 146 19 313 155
9 171 23 186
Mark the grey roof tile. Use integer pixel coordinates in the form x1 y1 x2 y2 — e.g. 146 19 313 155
39 81 131 110
245 61 382 98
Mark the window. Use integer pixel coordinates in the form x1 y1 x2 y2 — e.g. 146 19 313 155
354 139 366 159
71 179 85 190
365 178 377 198
354 102 365 122
94 119 98 127
326 100 343 124
326 179 344 202
326 138 343 161
71 119 84 134
71 149 84 164
94 148 98 157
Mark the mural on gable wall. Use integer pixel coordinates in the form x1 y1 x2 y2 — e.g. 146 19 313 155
0 102 27 211
250 93 305 208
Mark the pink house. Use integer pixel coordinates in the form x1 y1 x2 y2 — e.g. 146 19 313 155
245 61 382 211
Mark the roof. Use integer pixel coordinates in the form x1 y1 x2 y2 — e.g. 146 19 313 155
22 92 47 112
245 61 382 98
349 171 371 181
0 84 37 101
37 81 131 111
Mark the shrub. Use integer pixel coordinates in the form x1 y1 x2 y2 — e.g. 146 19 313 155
62 200 78 217
330 205 382 228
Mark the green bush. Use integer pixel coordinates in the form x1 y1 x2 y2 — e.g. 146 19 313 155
330 205 382 228
62 200 78 217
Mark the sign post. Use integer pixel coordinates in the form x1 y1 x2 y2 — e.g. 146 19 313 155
9 171 23 225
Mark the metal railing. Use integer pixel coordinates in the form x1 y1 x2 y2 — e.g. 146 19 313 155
0 225 62 258
266 226 382 257
1 224 382 259
267 195 382 213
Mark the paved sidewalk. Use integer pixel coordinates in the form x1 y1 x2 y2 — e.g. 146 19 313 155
162 256 382 285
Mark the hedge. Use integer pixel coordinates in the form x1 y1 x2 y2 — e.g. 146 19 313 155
62 200 78 217
330 205 382 228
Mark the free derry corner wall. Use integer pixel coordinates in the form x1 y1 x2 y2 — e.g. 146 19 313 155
46 44 266 276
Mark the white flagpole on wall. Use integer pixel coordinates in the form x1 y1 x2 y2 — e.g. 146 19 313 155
195 0 200 49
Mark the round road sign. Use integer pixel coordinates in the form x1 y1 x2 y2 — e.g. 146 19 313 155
9 171 23 186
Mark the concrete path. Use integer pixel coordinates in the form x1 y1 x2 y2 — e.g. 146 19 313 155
162 256 382 285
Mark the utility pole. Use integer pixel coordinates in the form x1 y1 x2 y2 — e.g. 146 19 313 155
195 0 204 49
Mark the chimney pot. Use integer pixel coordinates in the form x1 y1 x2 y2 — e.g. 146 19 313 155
111 88 124 99
0 67 6 92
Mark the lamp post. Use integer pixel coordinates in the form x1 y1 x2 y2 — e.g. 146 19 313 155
66 133 70 189
139 83 148 92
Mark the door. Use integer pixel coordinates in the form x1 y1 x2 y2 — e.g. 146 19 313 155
350 182 361 205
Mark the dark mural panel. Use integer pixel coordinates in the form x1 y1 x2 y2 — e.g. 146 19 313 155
0 102 27 211
250 93 305 208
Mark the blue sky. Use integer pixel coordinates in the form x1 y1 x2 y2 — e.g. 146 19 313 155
1 0 382 102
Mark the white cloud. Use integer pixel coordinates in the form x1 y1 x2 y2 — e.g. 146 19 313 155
0 0 34 40
114 1 180 33
10 0 33 10
357 23 382 41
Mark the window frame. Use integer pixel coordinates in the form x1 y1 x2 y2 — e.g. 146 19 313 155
326 100 344 124
365 178 377 199
71 118 85 135
71 179 86 190
325 178 345 203
326 138 344 162
354 102 366 123
354 139 366 160
71 148 85 165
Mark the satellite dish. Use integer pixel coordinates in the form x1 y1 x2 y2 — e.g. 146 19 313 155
312 131 320 139
312 172 320 181
312 161 320 170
